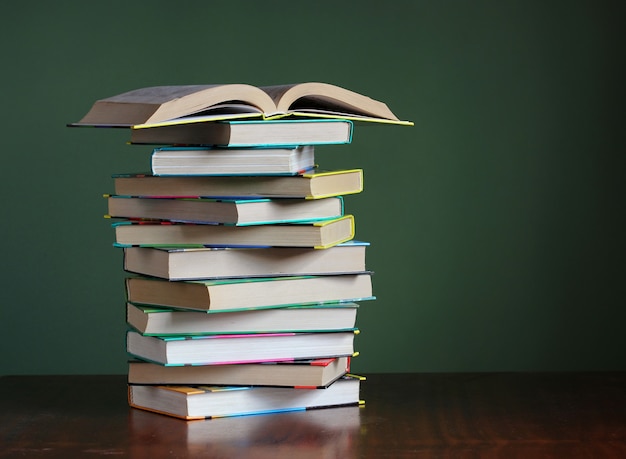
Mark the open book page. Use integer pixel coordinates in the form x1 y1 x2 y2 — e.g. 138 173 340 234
104 85 224 103
133 104 265 128
261 82 401 121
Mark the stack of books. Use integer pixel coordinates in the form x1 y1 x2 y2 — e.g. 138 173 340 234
70 82 411 420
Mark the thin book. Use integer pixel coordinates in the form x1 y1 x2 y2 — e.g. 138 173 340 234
112 214 355 249
127 356 352 387
106 195 344 226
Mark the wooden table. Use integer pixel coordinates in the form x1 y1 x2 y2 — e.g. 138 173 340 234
1 372 625 458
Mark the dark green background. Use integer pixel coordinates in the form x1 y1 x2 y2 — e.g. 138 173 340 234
1 1 623 375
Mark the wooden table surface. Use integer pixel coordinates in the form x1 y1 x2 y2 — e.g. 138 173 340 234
1 372 625 458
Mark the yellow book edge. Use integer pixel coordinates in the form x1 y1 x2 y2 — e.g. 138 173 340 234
132 112 413 129
303 169 364 200
301 168 362 179
313 215 355 249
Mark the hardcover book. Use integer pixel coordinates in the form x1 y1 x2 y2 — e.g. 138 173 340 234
127 356 351 387
127 302 359 336
112 169 364 200
126 330 358 366
128 375 363 420
149 145 315 175
122 241 368 280
106 195 344 226
128 119 353 147
125 273 374 312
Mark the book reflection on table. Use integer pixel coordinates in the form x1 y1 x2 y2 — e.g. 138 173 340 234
128 404 362 458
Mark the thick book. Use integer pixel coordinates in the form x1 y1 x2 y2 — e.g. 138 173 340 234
150 145 316 175
106 195 344 226
129 119 353 147
126 330 358 366
123 242 368 280
128 375 363 420
72 82 410 127
127 356 351 387
112 214 355 249
125 273 374 312
113 169 363 200
127 302 359 336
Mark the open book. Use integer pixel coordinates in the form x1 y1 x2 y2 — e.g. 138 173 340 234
72 82 413 127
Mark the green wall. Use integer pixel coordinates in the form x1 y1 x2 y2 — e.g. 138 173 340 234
1 1 623 374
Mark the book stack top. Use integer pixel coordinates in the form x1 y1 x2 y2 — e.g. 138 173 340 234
70 82 413 129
